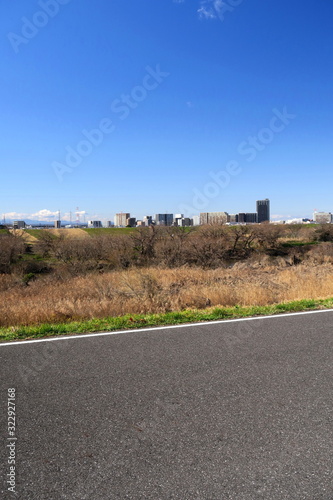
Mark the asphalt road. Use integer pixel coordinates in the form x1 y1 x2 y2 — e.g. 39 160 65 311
1 310 333 500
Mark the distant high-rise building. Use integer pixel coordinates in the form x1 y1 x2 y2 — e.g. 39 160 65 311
173 214 184 226
13 220 26 229
238 213 246 224
313 212 332 224
192 215 200 226
88 220 102 228
238 212 259 224
256 199 270 223
143 216 153 226
181 218 192 227
126 217 137 227
228 214 239 224
115 213 130 227
155 214 174 226
244 213 257 223
54 220 61 229
200 212 228 225
174 216 192 227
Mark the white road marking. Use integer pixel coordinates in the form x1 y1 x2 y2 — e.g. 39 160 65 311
1 308 333 347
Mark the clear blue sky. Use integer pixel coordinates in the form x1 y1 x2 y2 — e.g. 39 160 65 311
1 0 333 222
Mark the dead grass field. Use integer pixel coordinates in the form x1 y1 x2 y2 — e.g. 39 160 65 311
1 261 333 328
43 228 90 239
9 229 38 244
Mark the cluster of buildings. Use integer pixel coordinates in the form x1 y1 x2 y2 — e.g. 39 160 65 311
109 198 270 227
88 203 333 228
9 200 268 229
200 199 270 226
112 213 196 228
6 200 333 230
113 199 270 228
273 212 333 225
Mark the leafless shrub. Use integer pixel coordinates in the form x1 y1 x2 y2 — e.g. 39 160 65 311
130 226 157 265
154 227 190 267
254 223 283 250
34 230 59 257
306 242 333 264
0 234 26 273
314 224 333 242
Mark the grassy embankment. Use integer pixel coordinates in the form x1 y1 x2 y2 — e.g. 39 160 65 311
1 297 333 343
83 227 137 235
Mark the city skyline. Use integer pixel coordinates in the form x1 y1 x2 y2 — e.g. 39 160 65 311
3 199 332 226
1 203 331 225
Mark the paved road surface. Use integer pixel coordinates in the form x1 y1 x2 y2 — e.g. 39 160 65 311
1 310 333 499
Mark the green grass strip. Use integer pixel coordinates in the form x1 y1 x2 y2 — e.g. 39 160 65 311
1 297 333 343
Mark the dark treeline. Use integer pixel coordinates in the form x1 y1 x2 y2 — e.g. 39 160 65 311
1 224 333 278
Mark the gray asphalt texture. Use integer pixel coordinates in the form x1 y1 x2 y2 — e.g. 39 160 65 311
1 311 333 500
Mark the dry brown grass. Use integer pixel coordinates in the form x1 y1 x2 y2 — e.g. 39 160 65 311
1 261 333 328
9 229 38 244
47 228 90 239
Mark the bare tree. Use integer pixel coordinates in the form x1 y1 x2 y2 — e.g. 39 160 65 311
0 234 26 273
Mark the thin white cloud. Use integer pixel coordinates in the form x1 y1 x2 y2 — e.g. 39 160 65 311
2 212 27 221
2 209 88 222
31 209 58 219
1 209 104 226
271 214 294 220
2 210 58 221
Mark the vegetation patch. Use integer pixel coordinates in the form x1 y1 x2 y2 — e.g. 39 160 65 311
83 227 137 236
1 297 333 343
281 240 318 247
2 224 333 342
25 229 50 239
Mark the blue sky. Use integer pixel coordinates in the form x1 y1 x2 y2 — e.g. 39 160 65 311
1 0 333 222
